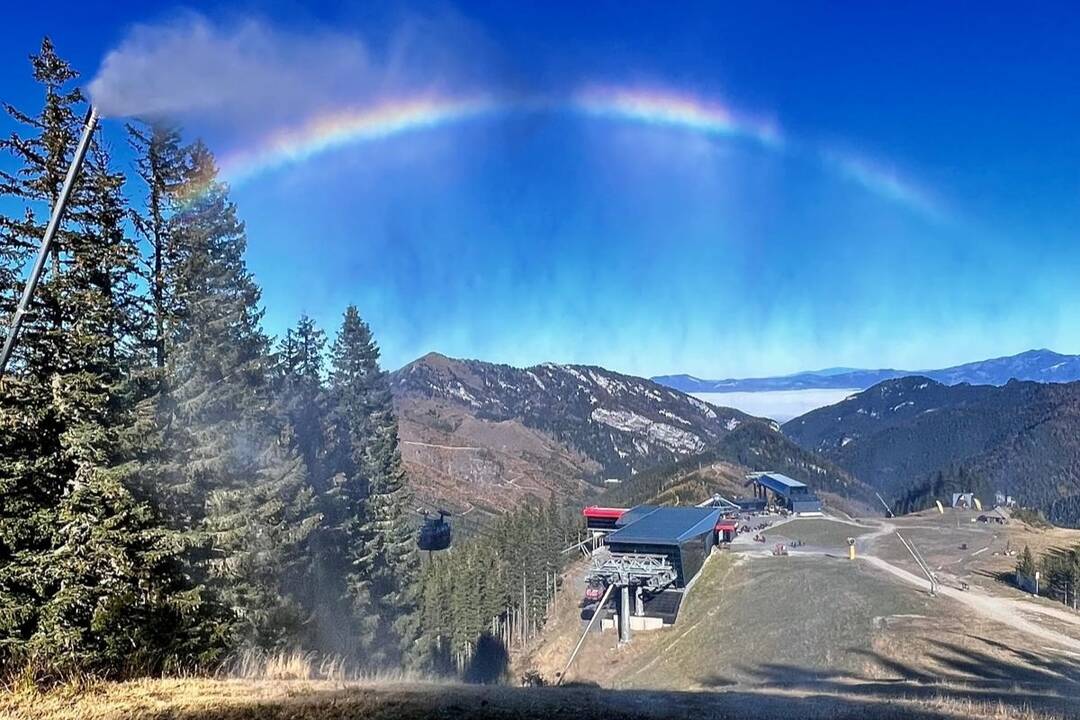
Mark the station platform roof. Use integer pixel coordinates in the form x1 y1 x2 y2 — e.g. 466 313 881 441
606 506 721 545
752 472 807 495
582 506 628 520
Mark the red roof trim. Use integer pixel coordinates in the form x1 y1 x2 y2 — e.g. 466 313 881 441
715 520 738 531
583 506 628 520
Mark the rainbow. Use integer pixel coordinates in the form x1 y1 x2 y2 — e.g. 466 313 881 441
216 95 502 185
822 150 938 219
196 87 934 217
211 87 781 189
572 86 781 148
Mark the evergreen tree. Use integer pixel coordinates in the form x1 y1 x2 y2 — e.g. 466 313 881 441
0 39 198 677
0 38 93 674
272 315 361 655
127 121 188 369
327 306 421 667
275 316 328 483
156 142 319 652
1017 545 1036 577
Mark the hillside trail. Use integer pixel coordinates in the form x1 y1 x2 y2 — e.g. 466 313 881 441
852 517 1080 653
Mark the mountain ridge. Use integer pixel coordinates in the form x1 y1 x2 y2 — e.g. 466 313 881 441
654 349 1080 393
781 375 1080 525
390 352 873 515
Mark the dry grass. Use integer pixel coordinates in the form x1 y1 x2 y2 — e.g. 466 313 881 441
218 648 432 685
0 676 1072 720
918 694 1063 720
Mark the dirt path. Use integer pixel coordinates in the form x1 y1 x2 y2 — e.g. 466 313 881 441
401 440 483 450
1015 599 1080 627
862 554 1080 653
763 514 1080 654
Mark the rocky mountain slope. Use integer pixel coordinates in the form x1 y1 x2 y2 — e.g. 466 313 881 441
782 377 1080 525
391 353 867 515
655 348 1080 393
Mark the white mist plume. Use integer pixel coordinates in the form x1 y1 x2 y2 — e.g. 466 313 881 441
88 11 492 124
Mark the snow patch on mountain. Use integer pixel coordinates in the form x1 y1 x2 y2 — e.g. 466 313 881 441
687 396 718 419
590 408 705 454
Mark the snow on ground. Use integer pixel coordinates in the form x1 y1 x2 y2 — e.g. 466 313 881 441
659 409 692 426
693 389 860 423
590 408 705 453
686 396 718 419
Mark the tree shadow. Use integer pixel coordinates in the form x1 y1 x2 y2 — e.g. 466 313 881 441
723 633 1080 718
462 633 509 685
165 681 1027 720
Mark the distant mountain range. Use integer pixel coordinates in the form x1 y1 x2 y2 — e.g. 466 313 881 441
782 376 1080 526
387 348 1080 527
390 352 871 517
653 349 1080 393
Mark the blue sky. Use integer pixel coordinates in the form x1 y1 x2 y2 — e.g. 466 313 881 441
3 2 1080 377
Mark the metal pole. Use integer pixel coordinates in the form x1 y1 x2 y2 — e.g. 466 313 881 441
0 106 99 380
556 582 613 686
619 585 631 643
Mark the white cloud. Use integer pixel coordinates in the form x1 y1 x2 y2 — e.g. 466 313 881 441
88 10 492 129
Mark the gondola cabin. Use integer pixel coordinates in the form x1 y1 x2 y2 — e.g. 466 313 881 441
418 510 452 551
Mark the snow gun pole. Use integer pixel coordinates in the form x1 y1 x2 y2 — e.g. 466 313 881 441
0 106 99 381
557 582 613 686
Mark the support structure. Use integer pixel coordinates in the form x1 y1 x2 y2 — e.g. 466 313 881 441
585 551 676 644
896 531 938 595
619 585 630 643
0 107 99 380
587 552 677 592
873 494 938 596
696 493 740 511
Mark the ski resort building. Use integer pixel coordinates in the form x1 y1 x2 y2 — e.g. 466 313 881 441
583 506 627 533
587 505 722 637
747 472 822 513
603 506 720 589
714 518 738 543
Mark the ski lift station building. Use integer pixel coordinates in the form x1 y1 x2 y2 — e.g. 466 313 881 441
603 506 720 589
747 472 822 513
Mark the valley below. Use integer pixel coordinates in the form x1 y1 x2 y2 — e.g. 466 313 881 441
691 388 860 422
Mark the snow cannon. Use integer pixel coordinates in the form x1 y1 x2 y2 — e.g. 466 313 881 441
0 106 99 379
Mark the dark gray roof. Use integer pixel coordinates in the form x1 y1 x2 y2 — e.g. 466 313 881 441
615 505 659 527
755 472 807 493
606 506 721 544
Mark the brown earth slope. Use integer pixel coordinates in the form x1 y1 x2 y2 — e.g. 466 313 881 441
393 353 873 519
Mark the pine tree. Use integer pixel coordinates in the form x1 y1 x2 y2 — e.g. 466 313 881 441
127 121 187 369
157 142 319 652
275 316 328 483
1018 545 1036 578
327 306 420 667
0 39 199 677
272 314 364 656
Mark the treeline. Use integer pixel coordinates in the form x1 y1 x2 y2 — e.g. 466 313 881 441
604 452 730 508
1017 543 1080 609
893 466 995 517
895 463 1080 529
0 40 421 679
417 497 578 677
